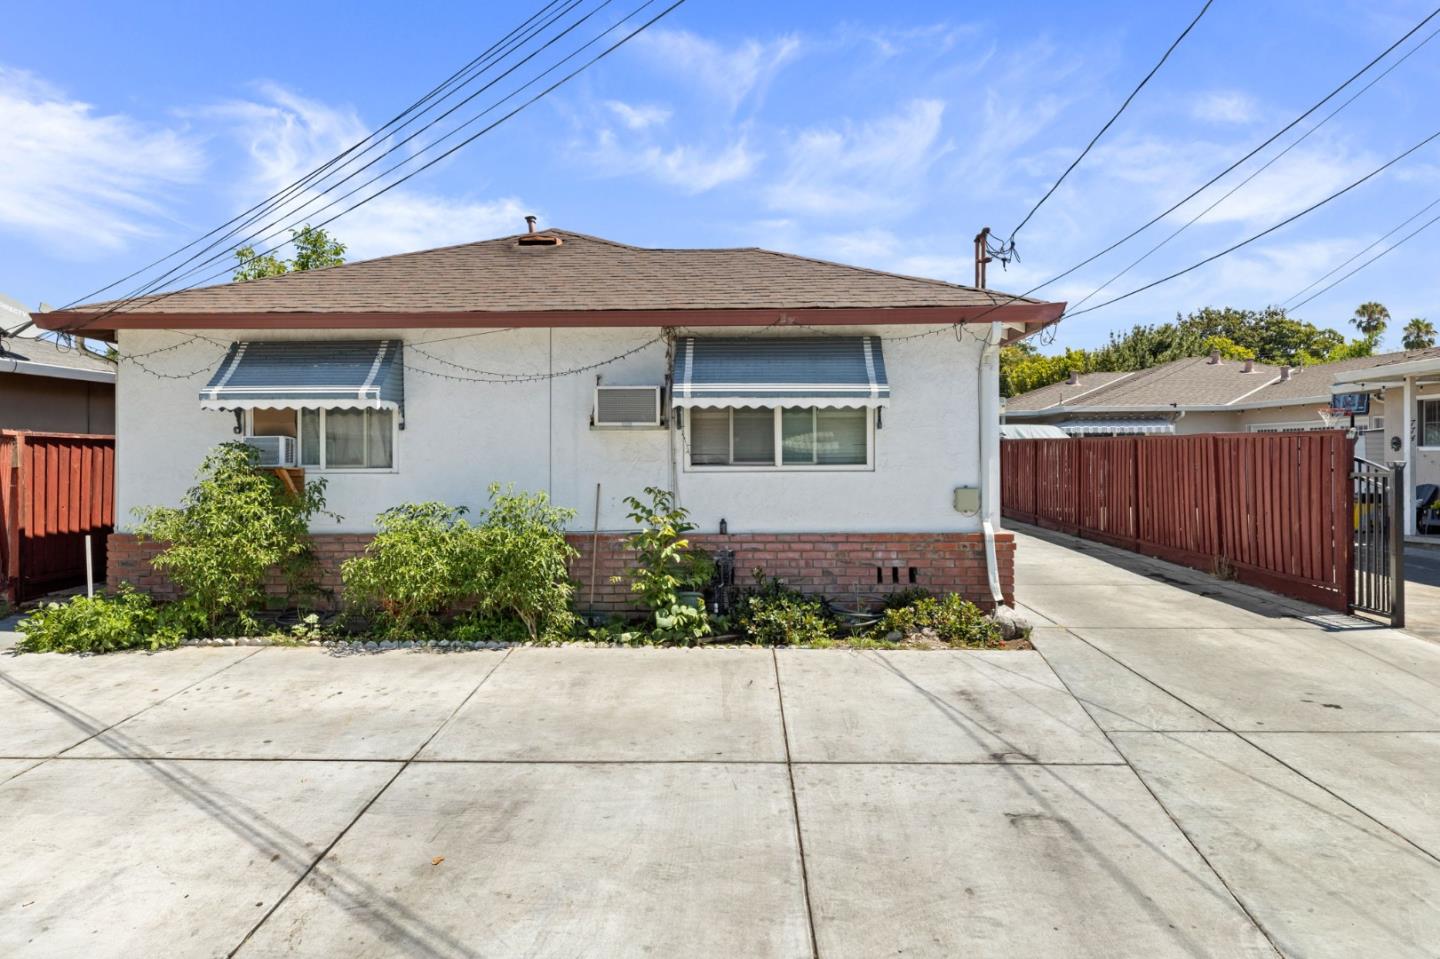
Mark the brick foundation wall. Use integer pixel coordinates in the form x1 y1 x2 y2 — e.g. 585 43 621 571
107 529 1015 612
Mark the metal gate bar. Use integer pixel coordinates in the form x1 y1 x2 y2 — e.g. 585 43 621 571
1351 458 1405 627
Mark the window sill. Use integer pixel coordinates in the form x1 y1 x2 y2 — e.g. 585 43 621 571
685 464 874 473
303 468 400 475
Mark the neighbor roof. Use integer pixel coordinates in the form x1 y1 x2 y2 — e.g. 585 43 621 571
1006 348 1440 416
1 334 116 384
37 228 1063 340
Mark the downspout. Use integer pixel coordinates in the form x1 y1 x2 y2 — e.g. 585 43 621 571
978 320 1006 607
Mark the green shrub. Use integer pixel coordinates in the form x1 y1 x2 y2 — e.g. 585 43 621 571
733 575 836 646
17 587 184 654
871 594 1002 648
341 502 473 636
471 483 578 641
133 442 333 634
447 611 530 645
882 586 933 611
620 487 711 645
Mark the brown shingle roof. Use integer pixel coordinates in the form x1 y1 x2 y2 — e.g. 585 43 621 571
1006 348 1440 415
1003 371 1137 412
68 229 1044 317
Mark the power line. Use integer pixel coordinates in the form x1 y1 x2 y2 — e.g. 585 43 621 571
1003 0 1214 251
60 0 681 336
1289 202 1440 311
59 0 572 311
1285 193 1440 307
1062 125 1440 319
1029 4 1440 297
1066 21 1440 315
71 0 601 321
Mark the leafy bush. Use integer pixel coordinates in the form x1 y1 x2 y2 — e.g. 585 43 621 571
17 587 185 654
470 483 578 641
133 442 333 634
448 611 530 645
882 587 933 611
871 594 1002 648
733 574 835 646
620 487 711 645
341 502 474 636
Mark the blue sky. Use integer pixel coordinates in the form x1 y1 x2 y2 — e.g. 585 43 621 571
3 0 1438 351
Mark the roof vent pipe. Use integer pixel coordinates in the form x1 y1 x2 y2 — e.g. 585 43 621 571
524 215 538 233
1242 359 1254 373
1066 370 1080 386
1208 348 1221 365
1280 366 1291 381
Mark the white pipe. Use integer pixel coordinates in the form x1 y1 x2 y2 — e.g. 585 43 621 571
978 321 1005 607
84 534 94 599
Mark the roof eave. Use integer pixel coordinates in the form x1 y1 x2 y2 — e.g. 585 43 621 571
36 302 1066 343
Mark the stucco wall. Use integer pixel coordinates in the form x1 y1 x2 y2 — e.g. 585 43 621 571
115 325 988 536
0 375 115 433
1381 382 1440 488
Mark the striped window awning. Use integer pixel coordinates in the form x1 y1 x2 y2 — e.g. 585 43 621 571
672 336 889 409
1061 418 1175 436
199 340 404 411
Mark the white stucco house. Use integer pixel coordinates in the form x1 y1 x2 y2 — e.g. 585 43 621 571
34 226 1064 610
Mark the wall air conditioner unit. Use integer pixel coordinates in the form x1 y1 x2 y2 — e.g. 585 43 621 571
242 435 298 467
593 386 663 429
1370 417 1384 431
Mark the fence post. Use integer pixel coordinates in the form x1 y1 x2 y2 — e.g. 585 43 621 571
1390 461 1406 628
4 434 23 607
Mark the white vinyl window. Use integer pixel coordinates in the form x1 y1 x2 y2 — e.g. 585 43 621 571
249 408 396 470
1421 398 1440 449
686 406 871 470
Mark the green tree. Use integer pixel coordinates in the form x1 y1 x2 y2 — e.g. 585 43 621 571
233 225 347 281
1351 301 1390 341
1402 317 1437 350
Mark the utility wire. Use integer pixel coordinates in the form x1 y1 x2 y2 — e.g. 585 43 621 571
1066 21 1440 314
1062 125 1440 319
1289 203 1440 311
59 0 570 310
75 0 598 318
1285 193 1440 307
1030 4 1440 296
60 0 676 335
1004 0 1214 250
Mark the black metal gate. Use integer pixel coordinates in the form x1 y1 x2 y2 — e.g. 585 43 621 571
1351 458 1405 627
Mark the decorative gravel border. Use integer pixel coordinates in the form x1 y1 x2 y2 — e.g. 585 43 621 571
179 637 781 650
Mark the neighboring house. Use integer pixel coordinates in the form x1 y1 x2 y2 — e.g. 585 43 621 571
1003 345 1440 533
33 226 1064 609
1 292 116 433
1330 349 1440 536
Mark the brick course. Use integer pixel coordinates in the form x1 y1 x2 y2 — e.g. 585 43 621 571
107 529 1015 612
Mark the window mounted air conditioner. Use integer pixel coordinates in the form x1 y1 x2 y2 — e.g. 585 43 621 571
592 386 663 429
243 435 298 467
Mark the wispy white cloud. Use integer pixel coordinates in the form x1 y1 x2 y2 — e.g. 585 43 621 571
207 84 531 259
765 99 948 216
634 29 801 111
1192 90 1259 124
604 100 671 130
0 66 203 252
585 128 758 193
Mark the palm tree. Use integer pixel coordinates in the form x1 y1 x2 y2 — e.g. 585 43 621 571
1402 317 1437 351
1352 301 1391 341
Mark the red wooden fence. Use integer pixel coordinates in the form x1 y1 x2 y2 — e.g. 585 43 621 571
1 431 115 604
1001 432 1354 611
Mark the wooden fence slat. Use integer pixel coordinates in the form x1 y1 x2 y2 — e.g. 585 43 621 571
1000 432 1353 612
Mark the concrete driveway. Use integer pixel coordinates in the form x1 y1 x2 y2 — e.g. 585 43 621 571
1405 544 1440 643
1 530 1437 957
